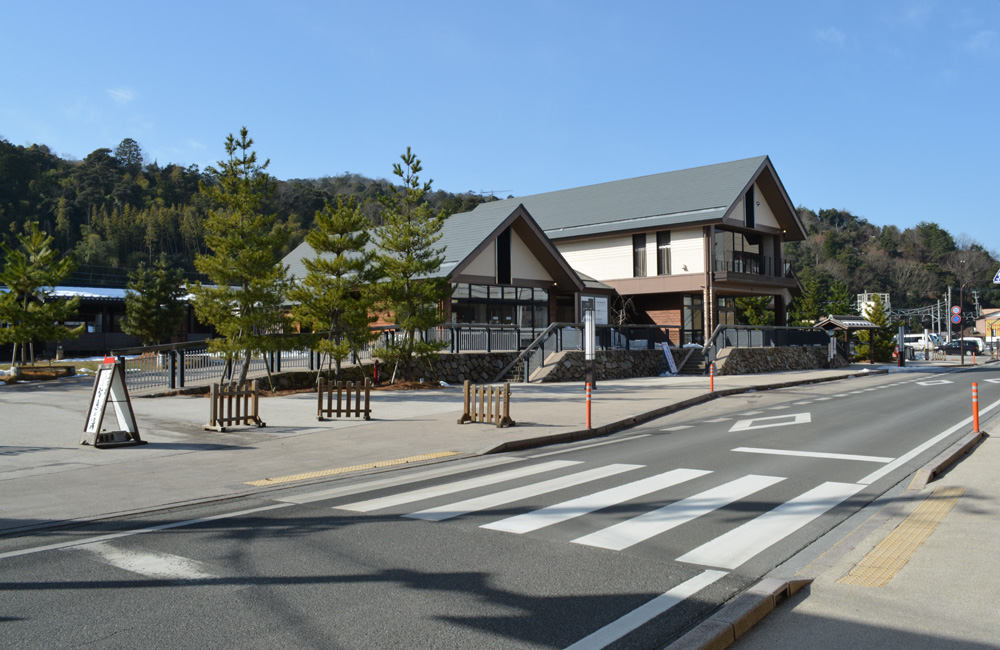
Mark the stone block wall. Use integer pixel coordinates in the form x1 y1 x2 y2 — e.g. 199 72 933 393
714 346 847 375
531 349 683 382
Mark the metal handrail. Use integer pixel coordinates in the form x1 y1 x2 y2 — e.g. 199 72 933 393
491 322 566 383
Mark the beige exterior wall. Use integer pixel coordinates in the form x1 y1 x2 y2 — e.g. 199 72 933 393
511 230 553 282
557 236 633 279
557 228 706 280
463 240 496 278
671 227 705 274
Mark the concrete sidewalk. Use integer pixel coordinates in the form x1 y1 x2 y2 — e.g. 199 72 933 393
1 359 997 649
726 435 1000 650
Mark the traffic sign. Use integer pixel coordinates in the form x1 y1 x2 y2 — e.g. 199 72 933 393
951 305 961 315
993 268 1000 284
952 315 962 324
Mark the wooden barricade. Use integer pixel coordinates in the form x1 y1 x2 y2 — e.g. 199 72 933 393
457 380 515 428
204 380 266 431
318 377 372 421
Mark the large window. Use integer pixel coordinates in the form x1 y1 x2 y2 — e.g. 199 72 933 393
450 283 550 330
656 231 671 275
633 233 647 277
715 228 764 275
744 186 755 229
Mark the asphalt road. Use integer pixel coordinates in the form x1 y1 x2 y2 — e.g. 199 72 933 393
2 367 997 649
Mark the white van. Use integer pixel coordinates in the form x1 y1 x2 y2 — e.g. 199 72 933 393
902 333 941 350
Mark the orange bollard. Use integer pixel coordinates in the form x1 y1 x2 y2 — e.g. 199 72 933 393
710 363 715 392
973 383 980 433
586 381 592 429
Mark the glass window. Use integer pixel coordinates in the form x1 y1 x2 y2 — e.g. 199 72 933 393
656 231 671 275
633 233 647 277
452 283 468 299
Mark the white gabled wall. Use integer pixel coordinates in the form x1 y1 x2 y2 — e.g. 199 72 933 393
511 230 553 282
732 183 780 230
754 183 779 229
463 240 496 277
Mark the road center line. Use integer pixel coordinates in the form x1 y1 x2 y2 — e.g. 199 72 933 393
732 447 893 464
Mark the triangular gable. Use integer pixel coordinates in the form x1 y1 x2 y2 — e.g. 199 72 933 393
450 204 585 291
720 156 806 241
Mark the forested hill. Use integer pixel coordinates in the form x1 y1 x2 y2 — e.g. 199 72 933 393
1 137 997 310
0 138 491 285
785 207 999 312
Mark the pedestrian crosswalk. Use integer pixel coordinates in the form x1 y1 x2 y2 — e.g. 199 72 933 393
325 458 866 570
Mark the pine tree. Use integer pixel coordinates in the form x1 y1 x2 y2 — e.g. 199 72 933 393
0 222 82 365
289 197 381 381
855 294 895 362
374 147 450 381
122 253 187 345
190 128 292 385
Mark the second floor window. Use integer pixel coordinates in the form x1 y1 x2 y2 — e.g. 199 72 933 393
657 231 671 275
633 233 647 277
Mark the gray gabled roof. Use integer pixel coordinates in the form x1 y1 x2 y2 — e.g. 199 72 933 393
283 203 584 290
457 156 803 240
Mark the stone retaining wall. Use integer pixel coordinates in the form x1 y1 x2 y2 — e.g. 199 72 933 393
260 346 842 391
265 352 520 391
714 346 847 375
532 349 683 382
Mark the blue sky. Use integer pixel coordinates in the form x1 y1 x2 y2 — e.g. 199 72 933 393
2 1 998 260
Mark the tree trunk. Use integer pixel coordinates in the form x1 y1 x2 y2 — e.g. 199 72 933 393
236 350 251 386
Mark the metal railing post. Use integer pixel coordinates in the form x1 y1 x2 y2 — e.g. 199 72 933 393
178 350 185 388
168 351 176 390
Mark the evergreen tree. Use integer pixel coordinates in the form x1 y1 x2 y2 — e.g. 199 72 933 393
190 128 292 385
828 281 854 315
855 294 895 362
374 147 450 380
0 222 82 365
289 197 381 380
121 253 187 345
789 274 827 325
735 296 774 326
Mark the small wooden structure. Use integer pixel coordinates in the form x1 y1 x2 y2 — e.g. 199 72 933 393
457 380 515 428
318 377 372 420
205 380 265 431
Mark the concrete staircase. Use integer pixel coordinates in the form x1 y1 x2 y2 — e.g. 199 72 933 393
678 348 707 375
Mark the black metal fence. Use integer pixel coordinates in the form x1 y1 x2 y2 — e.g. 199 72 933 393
703 324 831 369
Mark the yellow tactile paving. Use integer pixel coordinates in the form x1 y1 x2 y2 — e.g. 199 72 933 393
837 485 964 587
244 452 461 486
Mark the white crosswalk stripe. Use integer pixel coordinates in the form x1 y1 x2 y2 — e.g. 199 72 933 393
676 481 865 569
337 460 580 512
573 474 784 551
482 468 712 534
405 464 642 522
329 460 868 573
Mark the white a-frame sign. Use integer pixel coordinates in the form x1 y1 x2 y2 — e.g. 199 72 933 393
81 359 145 448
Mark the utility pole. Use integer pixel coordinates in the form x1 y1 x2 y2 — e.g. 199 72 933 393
947 287 953 343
